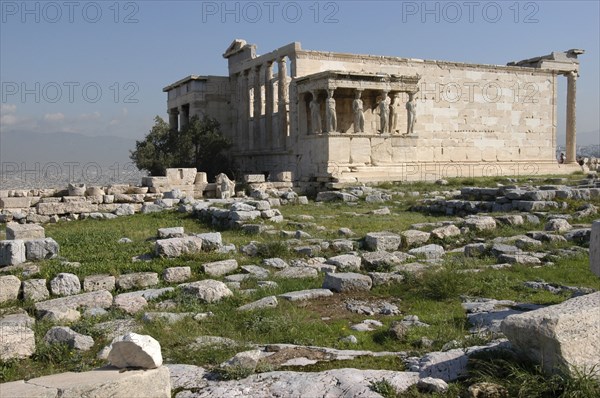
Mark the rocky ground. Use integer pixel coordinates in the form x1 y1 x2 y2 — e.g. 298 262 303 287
1 174 599 397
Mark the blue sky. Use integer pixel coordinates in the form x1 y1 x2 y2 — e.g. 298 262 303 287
1 0 599 145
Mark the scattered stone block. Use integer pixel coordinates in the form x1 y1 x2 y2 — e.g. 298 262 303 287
83 274 116 292
0 325 35 360
117 272 159 290
323 272 372 292
408 244 445 259
545 218 572 233
163 266 191 283
326 254 362 271
158 227 185 239
114 293 148 314
179 279 233 303
155 236 203 258
6 222 45 240
108 333 163 369
365 231 402 251
501 292 600 378
196 232 223 251
237 296 278 311
25 238 59 260
44 326 94 351
0 240 26 266
431 225 461 239
279 289 333 301
0 367 171 398
315 191 358 202
401 230 431 247
35 290 113 313
49 273 81 296
0 275 21 303
41 307 81 323
203 259 238 277
464 216 496 231
275 267 318 279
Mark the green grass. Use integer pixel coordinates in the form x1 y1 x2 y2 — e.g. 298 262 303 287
1 173 599 392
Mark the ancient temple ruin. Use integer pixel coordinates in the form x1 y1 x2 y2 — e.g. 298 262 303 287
163 40 584 186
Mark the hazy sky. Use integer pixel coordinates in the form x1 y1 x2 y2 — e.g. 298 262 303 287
1 0 599 146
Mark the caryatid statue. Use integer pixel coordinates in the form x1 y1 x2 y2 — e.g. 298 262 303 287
406 92 417 135
352 90 365 133
390 93 401 134
325 89 337 133
309 91 322 134
379 91 390 134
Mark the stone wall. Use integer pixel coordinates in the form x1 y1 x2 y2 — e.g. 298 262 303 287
591 220 600 277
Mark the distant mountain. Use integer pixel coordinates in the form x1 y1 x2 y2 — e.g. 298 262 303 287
0 131 138 166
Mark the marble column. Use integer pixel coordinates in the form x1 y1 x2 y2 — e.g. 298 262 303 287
253 64 262 151
265 62 274 149
565 71 578 164
235 73 243 150
240 70 250 151
277 57 289 147
168 109 179 131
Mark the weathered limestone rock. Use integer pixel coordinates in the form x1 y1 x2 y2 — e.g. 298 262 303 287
203 259 238 277
163 266 192 283
158 227 185 239
237 296 278 311
279 289 334 301
365 231 402 251
464 216 497 231
41 307 81 323
275 267 318 279
180 280 233 303
591 221 600 277
501 292 600 377
316 191 358 202
0 240 26 266
0 275 21 303
117 272 159 290
83 274 116 292
221 349 262 371
464 243 488 257
401 230 431 247
417 377 449 393
408 244 445 259
36 201 99 215
361 251 407 270
0 313 35 328
0 366 171 398
35 290 113 313
178 368 418 397
49 273 81 296
155 236 203 258
108 333 163 369
431 225 461 240
545 218 573 233
263 257 289 269
25 238 60 260
326 254 362 271
0 325 35 360
113 293 148 314
323 272 372 292
196 232 223 251
44 326 94 351
6 222 45 240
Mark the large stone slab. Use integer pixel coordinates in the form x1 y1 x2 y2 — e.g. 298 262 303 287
36 201 99 215
0 275 21 303
323 272 372 292
279 289 334 301
35 290 113 313
591 220 600 277
174 368 418 397
155 236 203 258
501 292 600 378
25 238 60 260
203 259 238 277
364 232 402 251
179 280 233 303
0 325 35 360
0 366 171 398
0 239 26 266
6 222 45 240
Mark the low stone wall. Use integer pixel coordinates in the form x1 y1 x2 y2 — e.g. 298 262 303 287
0 366 171 397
